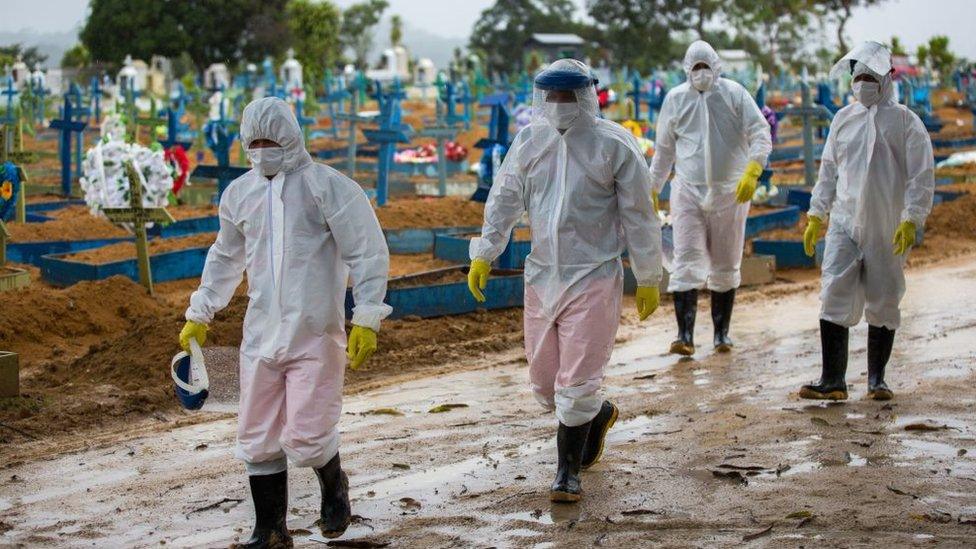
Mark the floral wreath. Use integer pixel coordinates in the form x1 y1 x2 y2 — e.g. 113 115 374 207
0 161 21 221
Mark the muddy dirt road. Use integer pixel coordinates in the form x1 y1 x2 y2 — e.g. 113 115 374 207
2 257 975 547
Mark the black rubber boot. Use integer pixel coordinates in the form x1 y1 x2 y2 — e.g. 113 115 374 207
669 290 698 356
867 325 895 400
314 454 352 539
581 401 619 470
799 319 850 400
234 471 292 549
550 422 589 503
711 289 736 352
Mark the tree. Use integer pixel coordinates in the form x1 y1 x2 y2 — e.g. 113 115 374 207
673 0 724 41
727 0 819 71
889 36 907 56
586 0 685 73
814 0 887 55
0 44 49 70
469 0 583 74
926 35 955 80
80 0 290 72
916 44 929 68
288 0 342 84
340 0 389 69
60 44 91 69
390 14 403 47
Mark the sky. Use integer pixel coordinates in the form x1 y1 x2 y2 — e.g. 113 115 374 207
6 0 976 58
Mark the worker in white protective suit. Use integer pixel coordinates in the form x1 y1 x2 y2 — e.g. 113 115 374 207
466 59 663 503
178 97 392 546
799 41 934 402
648 40 772 356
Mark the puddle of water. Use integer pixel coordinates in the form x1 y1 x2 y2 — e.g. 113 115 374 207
847 453 868 467
845 413 866 420
503 510 554 526
693 378 711 386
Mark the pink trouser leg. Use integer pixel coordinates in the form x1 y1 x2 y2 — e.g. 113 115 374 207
524 274 623 427
235 333 346 472
236 353 288 469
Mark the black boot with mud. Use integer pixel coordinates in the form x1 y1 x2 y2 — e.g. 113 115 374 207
314 453 352 538
670 289 698 356
711 289 736 352
800 319 850 400
867 325 895 400
550 422 589 503
233 471 293 549
581 400 618 470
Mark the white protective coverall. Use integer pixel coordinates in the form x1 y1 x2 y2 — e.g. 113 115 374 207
648 40 772 292
809 42 935 329
470 59 662 427
186 98 392 474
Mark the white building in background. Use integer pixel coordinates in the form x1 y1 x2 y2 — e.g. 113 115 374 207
204 63 231 92
367 45 410 84
147 55 171 97
44 68 63 96
116 55 148 96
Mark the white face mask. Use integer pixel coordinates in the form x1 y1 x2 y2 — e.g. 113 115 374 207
550 102 580 129
690 68 714 92
852 80 881 107
247 146 285 176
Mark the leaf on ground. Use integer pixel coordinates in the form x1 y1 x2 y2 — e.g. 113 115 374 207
904 421 952 432
398 497 422 511
633 373 657 380
392 463 410 470
742 524 773 541
428 403 469 413
785 510 813 519
711 470 748 485
364 408 404 416
887 485 919 499
621 509 660 516
810 417 831 427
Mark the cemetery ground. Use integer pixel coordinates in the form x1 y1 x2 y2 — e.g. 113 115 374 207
0 251 974 546
2 91 976 545
0 185 973 546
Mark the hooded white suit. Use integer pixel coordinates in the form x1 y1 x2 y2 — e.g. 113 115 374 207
810 42 935 329
649 41 772 292
186 98 392 474
471 59 662 426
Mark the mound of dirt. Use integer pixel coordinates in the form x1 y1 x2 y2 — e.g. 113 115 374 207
376 196 485 229
65 233 217 264
926 190 976 238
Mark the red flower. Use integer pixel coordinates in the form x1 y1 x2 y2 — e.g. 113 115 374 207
165 145 190 195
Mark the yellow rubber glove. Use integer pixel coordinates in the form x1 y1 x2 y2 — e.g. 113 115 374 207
635 286 660 321
892 220 916 255
179 320 208 352
651 191 660 213
803 215 824 257
735 160 764 204
467 258 491 303
347 325 377 370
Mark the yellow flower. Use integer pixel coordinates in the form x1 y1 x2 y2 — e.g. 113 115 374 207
1 181 12 201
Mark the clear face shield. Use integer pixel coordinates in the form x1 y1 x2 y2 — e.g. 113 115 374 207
532 58 600 131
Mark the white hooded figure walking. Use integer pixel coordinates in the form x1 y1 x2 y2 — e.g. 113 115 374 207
648 40 772 356
467 59 663 503
179 97 392 545
800 41 935 402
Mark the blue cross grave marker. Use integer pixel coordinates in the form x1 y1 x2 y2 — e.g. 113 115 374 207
48 95 87 196
361 85 413 206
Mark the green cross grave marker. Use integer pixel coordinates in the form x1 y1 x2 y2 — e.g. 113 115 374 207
101 161 174 295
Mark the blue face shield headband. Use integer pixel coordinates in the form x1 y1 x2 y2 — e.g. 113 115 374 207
534 69 597 91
